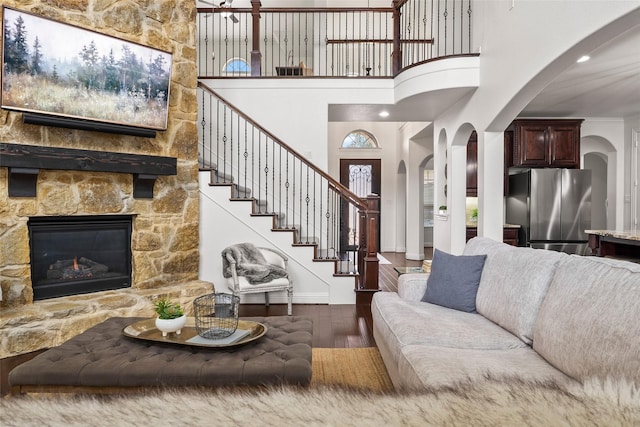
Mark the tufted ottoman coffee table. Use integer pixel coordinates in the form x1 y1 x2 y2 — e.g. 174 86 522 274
9 316 313 393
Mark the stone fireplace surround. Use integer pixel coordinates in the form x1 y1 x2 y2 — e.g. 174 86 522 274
0 153 214 359
0 0 210 360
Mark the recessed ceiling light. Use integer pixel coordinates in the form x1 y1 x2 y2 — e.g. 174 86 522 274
379 111 389 118
577 55 590 63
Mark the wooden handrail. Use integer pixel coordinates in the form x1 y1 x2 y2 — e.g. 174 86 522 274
326 39 434 44
197 82 369 212
197 7 394 14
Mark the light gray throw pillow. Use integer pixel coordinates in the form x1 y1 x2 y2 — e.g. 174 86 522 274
422 249 487 313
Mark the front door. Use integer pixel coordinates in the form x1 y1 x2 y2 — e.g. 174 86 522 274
339 159 381 252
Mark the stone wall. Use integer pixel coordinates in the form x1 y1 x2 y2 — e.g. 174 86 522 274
0 0 208 357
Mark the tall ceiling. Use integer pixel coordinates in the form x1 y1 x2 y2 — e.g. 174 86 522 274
198 1 640 123
520 25 640 119
329 25 640 123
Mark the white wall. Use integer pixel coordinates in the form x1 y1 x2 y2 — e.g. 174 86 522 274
581 119 626 230
401 125 433 260
199 174 357 304
625 114 640 230
584 153 608 230
200 2 640 262
327 121 399 252
433 1 640 252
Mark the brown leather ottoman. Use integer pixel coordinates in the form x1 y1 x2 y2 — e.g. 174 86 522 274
9 316 312 393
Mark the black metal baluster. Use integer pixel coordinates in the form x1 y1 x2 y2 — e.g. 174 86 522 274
257 132 262 211
444 0 449 56
318 180 324 257
251 128 255 207
299 158 303 242
222 105 228 184
285 151 290 229
243 120 248 195
292 157 296 237
312 172 316 247
271 139 275 214
278 145 282 227
264 136 269 212
325 186 331 259
333 190 339 260
467 0 472 54
452 0 456 56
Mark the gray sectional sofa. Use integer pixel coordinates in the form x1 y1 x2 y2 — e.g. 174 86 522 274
372 237 640 390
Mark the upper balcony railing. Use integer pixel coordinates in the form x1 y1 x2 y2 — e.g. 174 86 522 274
197 0 473 78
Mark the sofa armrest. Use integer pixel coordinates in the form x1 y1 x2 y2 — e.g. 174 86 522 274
397 273 430 301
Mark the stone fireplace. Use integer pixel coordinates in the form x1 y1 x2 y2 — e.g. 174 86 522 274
0 1 213 360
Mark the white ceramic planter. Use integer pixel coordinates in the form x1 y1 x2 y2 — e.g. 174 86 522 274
155 314 187 337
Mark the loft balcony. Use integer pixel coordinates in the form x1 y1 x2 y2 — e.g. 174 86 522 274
197 0 475 79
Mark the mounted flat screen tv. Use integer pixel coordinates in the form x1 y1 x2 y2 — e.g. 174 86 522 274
1 7 172 131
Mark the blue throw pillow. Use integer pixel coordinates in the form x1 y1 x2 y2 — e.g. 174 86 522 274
422 249 487 313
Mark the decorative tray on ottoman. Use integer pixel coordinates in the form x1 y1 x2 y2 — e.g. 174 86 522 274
122 317 267 348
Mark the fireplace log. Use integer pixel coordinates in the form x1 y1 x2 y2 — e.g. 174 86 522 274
47 258 109 280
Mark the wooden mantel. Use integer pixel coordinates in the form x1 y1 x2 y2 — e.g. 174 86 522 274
0 143 177 198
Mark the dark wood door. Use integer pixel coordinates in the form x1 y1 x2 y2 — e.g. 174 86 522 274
339 159 381 252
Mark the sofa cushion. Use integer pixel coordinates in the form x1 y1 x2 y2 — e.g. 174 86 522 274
422 249 487 313
463 237 567 345
372 292 528 367
533 255 640 385
397 345 577 390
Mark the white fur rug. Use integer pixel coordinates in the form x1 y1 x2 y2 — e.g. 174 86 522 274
2 380 639 427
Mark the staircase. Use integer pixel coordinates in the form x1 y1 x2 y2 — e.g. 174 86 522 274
197 83 379 305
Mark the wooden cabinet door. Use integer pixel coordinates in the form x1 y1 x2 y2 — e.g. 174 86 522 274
549 123 580 167
515 123 548 166
504 131 513 195
466 132 477 196
511 119 582 168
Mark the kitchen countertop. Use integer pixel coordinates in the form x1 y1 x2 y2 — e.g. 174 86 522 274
585 230 640 241
465 224 521 228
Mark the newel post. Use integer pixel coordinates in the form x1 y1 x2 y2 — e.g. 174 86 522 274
250 0 262 76
357 194 380 304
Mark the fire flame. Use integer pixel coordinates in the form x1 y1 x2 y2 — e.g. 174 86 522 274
73 257 79 270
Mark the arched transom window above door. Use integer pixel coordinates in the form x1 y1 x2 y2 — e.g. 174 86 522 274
341 130 378 148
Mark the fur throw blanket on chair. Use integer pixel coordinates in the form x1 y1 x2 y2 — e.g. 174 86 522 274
222 243 288 284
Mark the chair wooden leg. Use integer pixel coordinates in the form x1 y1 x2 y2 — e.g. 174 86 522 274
287 288 293 316
264 292 269 307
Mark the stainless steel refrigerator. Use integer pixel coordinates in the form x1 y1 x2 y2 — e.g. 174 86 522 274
506 168 592 254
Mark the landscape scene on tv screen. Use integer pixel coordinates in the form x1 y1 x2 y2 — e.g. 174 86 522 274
1 7 172 131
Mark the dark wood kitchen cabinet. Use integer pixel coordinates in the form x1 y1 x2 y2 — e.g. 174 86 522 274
511 119 583 168
466 131 478 196
466 226 520 246
466 131 511 196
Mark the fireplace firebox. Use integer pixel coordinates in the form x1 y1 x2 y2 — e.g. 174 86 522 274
28 215 133 300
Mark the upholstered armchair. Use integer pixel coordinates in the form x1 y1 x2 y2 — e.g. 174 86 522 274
222 244 293 315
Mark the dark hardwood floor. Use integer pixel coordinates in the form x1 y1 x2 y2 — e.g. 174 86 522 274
239 248 432 349
0 250 432 395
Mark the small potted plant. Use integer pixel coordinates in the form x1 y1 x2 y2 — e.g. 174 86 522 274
154 298 187 337
438 205 448 215
470 208 478 222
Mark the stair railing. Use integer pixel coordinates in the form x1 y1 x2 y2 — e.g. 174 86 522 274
197 0 473 78
198 82 379 292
